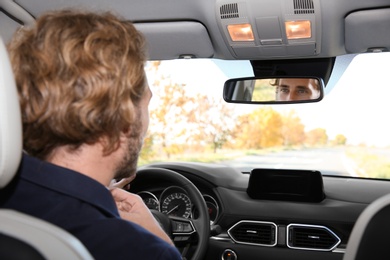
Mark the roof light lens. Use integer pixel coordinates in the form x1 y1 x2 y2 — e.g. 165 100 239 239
227 24 254 42
285 20 311 39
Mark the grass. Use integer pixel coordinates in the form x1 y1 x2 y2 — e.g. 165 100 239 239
139 146 299 166
138 149 245 166
346 146 390 179
139 145 390 180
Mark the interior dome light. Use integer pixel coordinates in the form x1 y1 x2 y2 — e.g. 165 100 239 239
227 24 254 42
285 20 311 39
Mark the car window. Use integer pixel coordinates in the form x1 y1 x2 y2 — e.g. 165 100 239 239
141 52 390 180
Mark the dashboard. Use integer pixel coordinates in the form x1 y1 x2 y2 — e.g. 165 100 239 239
131 162 390 260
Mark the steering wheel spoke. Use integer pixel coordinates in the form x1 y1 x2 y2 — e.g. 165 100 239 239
170 216 196 235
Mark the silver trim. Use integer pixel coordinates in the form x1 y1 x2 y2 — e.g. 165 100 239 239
210 236 233 242
172 218 196 236
332 248 346 254
287 223 341 251
203 194 220 225
221 249 237 260
227 220 277 247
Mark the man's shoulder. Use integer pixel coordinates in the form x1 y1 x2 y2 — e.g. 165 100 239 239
17 154 119 217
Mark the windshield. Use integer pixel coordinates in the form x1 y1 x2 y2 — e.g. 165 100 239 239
140 53 390 180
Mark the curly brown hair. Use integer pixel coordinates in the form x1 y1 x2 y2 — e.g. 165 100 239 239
8 9 147 159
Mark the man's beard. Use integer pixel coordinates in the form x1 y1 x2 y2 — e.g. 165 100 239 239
114 116 144 180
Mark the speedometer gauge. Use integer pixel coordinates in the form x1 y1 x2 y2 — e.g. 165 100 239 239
160 187 192 218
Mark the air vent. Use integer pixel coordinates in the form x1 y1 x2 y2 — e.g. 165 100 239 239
287 224 341 251
220 3 239 19
293 0 315 14
228 221 277 246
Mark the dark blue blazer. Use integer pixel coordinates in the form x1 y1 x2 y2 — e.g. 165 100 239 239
0 154 181 260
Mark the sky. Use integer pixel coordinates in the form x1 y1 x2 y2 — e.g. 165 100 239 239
298 52 390 146
147 52 390 147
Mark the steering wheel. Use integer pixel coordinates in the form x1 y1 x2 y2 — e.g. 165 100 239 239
131 167 210 260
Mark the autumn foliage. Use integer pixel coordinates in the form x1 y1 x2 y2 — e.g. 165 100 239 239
141 61 344 160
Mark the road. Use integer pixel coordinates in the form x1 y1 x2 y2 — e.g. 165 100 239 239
222 148 357 176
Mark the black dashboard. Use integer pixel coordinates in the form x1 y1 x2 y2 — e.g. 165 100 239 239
131 162 390 260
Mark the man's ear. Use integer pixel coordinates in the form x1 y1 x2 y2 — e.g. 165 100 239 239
121 126 135 139
119 131 129 142
98 135 122 157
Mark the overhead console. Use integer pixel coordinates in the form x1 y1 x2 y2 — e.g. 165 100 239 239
216 0 321 59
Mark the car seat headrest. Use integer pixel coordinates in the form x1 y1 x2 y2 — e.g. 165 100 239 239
0 37 23 188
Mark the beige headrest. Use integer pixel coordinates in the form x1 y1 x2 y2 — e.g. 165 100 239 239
0 37 22 188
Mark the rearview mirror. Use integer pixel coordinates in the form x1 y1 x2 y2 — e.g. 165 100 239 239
223 77 324 104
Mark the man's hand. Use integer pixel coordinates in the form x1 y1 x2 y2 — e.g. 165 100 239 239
109 175 135 190
110 187 174 246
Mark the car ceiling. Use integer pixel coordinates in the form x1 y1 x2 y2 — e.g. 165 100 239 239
0 0 390 61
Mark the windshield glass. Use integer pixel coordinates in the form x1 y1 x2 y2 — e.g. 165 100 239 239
140 53 390 179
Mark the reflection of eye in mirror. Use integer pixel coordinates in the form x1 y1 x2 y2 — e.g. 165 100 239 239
223 77 324 104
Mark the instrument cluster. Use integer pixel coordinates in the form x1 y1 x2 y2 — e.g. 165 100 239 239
138 186 220 224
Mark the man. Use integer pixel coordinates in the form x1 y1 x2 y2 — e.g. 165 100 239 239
274 78 320 101
0 10 181 259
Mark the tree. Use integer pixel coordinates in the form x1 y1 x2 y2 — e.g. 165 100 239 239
233 107 283 149
260 108 284 148
149 80 195 158
139 133 155 162
305 128 328 146
187 94 234 153
147 61 195 158
281 110 305 146
332 134 347 146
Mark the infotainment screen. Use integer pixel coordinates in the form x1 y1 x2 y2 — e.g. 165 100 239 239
247 168 325 202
